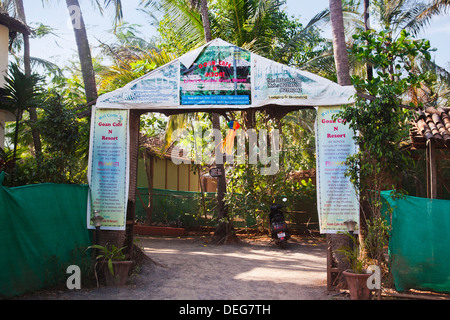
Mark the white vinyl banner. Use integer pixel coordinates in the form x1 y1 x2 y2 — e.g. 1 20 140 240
316 106 359 234
87 109 129 230
96 39 356 110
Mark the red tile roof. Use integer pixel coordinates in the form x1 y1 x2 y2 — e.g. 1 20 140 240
410 107 450 149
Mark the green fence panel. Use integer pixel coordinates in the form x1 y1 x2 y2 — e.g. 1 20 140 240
136 188 217 227
381 191 450 293
0 182 92 298
135 188 318 231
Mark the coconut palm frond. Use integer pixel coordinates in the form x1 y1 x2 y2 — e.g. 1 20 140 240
160 0 206 47
30 56 64 78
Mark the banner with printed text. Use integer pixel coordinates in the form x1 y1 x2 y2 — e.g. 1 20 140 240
87 109 129 230
180 45 251 105
316 106 359 234
95 39 356 109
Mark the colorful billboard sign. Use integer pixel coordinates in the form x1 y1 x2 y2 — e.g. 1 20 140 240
180 45 251 105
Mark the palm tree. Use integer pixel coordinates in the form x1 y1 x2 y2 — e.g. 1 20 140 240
2 0 123 107
400 0 450 36
4 0 44 158
368 0 450 106
62 0 123 103
144 0 332 242
96 23 176 93
200 0 231 243
366 0 449 38
150 0 326 63
417 0 450 18
0 64 42 185
327 0 353 289
213 0 284 51
329 0 352 86
12 0 30 74
65 0 98 104
200 0 211 42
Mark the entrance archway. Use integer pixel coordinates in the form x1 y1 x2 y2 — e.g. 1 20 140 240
86 39 358 283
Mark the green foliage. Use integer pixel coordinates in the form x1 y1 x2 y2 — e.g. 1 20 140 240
88 244 127 276
39 92 79 155
0 63 43 121
43 245 96 289
97 58 157 94
338 216 392 275
1 86 89 186
364 215 391 263
156 13 198 57
0 63 43 185
167 110 317 231
336 29 435 218
153 0 327 65
336 232 366 274
140 113 168 138
95 23 175 94
223 113 317 231
281 109 317 170
268 12 329 68
0 147 14 179
225 160 315 231
23 90 87 185
351 29 434 98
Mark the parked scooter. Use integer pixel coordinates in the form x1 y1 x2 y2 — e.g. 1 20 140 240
269 200 290 249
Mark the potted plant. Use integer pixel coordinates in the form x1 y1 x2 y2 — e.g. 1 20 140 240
89 244 133 286
337 233 372 300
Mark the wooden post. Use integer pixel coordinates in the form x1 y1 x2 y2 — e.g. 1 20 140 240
177 163 180 191
124 109 141 255
426 139 437 199
143 151 154 225
188 164 191 192
165 159 168 190
326 234 340 291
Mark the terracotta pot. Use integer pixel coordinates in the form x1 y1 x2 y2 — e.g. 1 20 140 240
102 260 133 286
343 270 372 300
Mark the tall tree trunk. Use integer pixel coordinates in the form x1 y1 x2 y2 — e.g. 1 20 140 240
14 0 42 157
359 0 371 260
329 0 351 86
11 114 21 186
200 0 212 43
364 0 373 81
211 113 231 243
143 150 154 225
65 0 98 104
329 0 352 288
200 0 235 243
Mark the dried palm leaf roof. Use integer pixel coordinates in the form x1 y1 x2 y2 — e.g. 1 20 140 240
0 12 30 35
140 135 193 162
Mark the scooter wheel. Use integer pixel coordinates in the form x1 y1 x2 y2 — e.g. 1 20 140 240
279 241 287 249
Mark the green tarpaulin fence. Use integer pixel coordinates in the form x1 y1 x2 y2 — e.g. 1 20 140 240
0 179 92 298
382 191 450 293
0 178 319 298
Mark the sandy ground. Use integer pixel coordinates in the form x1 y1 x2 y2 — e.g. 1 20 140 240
19 235 331 300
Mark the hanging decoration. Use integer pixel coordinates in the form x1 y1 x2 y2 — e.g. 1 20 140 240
222 120 241 155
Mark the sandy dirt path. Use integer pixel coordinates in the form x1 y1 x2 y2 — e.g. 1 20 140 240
137 236 328 300
20 235 330 300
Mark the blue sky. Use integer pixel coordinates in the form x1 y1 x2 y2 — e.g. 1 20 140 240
23 0 449 71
